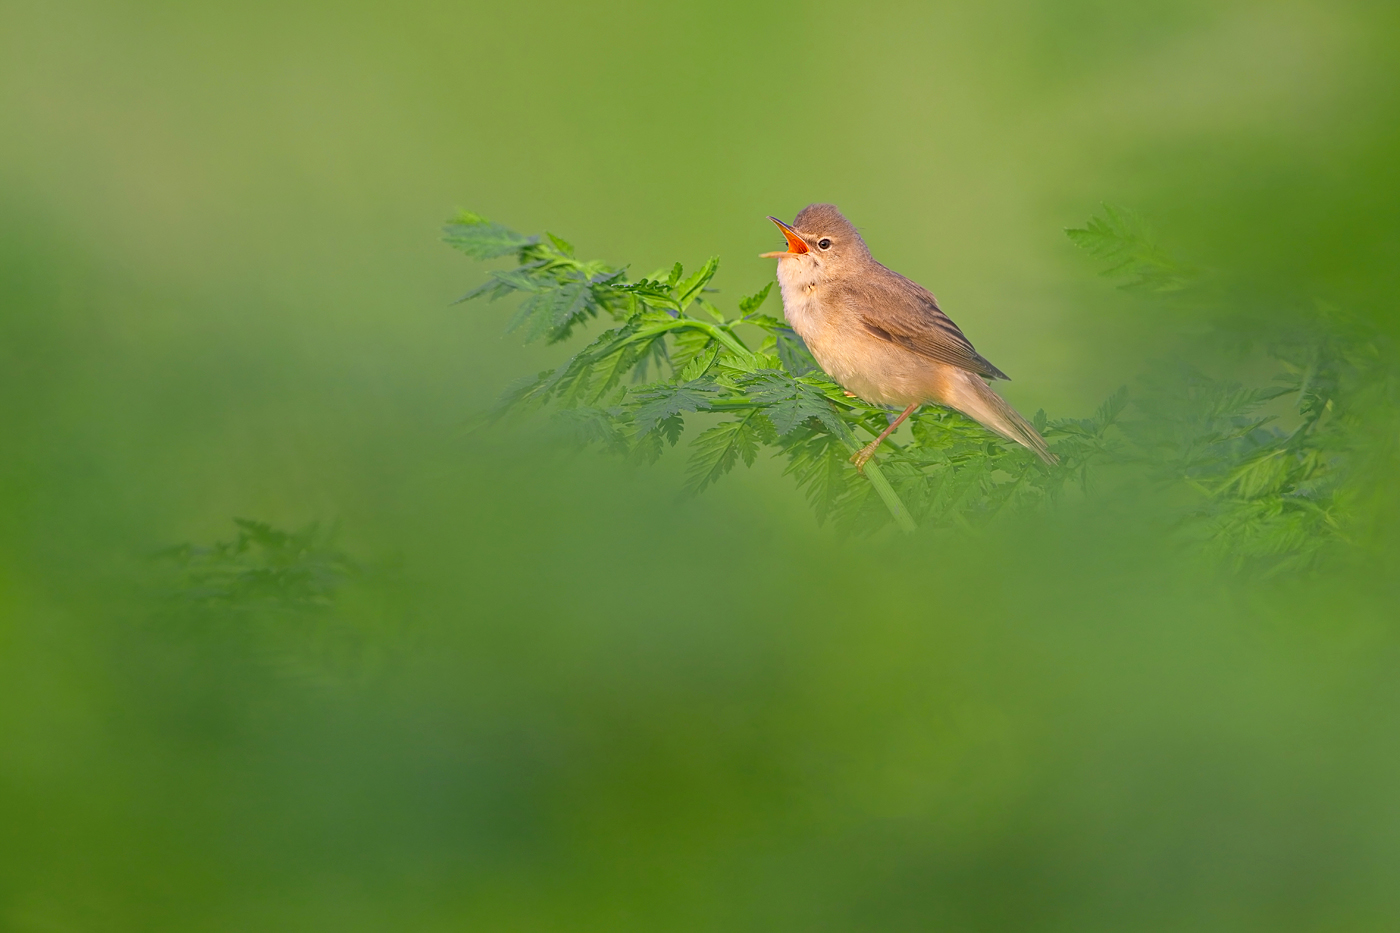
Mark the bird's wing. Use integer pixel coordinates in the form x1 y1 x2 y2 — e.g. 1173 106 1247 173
842 269 1010 381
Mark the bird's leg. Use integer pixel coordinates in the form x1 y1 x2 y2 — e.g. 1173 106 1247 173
852 403 919 473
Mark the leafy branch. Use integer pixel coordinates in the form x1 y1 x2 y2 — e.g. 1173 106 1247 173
447 211 1116 535
1067 205 1390 574
445 204 1383 571
158 519 355 610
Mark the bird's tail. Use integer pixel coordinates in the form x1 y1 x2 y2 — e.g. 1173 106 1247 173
943 370 1058 465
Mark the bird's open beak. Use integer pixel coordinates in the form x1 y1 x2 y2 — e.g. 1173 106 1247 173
760 216 809 258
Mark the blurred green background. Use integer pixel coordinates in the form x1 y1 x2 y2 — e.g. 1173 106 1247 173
3 0 1399 929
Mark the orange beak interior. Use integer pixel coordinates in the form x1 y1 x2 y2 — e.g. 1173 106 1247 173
764 216 808 256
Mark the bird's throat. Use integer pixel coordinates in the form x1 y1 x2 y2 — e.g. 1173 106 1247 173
774 258 824 344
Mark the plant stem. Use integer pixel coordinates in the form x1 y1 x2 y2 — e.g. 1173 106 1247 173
604 317 751 361
861 461 917 533
828 415 917 532
608 312 920 531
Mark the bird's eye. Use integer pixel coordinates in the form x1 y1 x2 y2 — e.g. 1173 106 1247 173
818 238 832 250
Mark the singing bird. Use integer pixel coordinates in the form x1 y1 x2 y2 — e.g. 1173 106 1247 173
761 204 1056 470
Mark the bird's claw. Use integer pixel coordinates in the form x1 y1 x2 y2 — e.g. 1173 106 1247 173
850 444 877 474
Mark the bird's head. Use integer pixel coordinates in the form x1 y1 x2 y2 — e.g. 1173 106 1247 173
760 203 870 277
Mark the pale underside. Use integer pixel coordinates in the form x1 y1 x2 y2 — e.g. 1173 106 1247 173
773 251 1055 464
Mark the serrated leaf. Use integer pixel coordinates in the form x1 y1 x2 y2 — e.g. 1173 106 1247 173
589 268 627 287
459 263 551 304
736 313 816 376
1066 204 1194 293
629 380 722 437
741 371 844 435
444 213 539 259
1093 386 1130 431
457 279 512 304
743 314 786 330
773 326 817 375
667 262 683 286
488 266 548 293
508 278 596 343
739 283 772 315
693 296 728 324
630 336 670 383
489 369 555 420
630 428 667 465
683 413 773 495
546 232 575 256
783 429 859 526
715 349 783 375
670 328 716 374
617 278 679 314
679 344 721 382
658 412 685 447
675 256 720 309
552 406 621 446
536 323 638 403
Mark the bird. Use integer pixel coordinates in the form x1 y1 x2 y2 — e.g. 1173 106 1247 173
760 203 1056 471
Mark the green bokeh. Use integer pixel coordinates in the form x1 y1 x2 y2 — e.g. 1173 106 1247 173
2 1 1398 929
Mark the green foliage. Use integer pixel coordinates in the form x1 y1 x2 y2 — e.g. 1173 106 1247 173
1112 328 1383 575
449 208 1385 572
159 518 356 611
449 212 629 344
685 410 775 495
1066 203 1195 293
1068 207 1392 574
448 212 1117 536
443 210 540 259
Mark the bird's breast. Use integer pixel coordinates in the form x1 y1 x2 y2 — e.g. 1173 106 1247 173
774 262 941 409
776 269 868 395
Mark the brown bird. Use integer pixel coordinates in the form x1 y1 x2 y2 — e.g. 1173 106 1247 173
761 203 1056 470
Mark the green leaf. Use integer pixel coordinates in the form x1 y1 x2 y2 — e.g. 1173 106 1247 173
1066 204 1194 293
773 327 817 376
552 406 622 447
741 371 844 435
744 313 817 375
444 212 539 259
458 262 550 303
545 232 575 256
533 323 638 405
715 349 783 376
630 335 670 383
783 429 860 526
684 412 774 495
447 207 1373 560
629 380 722 437
617 278 679 313
678 343 721 382
507 277 597 343
1093 386 1130 432
658 413 685 447
739 283 772 315
693 296 728 324
675 256 720 309
162 519 356 611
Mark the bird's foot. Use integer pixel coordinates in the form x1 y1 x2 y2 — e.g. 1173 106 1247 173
850 441 880 474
